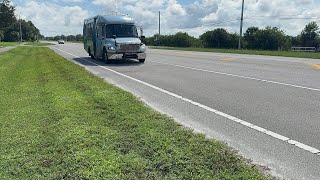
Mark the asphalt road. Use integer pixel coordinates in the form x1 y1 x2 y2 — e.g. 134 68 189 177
50 43 320 179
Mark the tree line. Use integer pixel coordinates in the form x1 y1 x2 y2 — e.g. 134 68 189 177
45 34 83 42
143 22 320 51
0 0 42 42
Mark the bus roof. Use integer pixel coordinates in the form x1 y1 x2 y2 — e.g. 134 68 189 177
84 14 135 25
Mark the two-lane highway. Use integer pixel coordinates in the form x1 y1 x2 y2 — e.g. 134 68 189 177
50 43 320 179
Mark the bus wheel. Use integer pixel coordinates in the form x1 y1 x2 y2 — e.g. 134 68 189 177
138 59 145 63
103 48 111 64
89 49 95 59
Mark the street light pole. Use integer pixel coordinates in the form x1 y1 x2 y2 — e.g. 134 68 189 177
238 0 245 49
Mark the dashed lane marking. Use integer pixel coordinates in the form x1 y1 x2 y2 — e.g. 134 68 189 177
149 60 320 92
221 57 236 61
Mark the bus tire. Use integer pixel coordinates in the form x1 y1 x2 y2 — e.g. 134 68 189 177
102 48 111 64
89 48 95 59
138 59 145 63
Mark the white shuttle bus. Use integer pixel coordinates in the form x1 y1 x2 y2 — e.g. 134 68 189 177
83 13 146 63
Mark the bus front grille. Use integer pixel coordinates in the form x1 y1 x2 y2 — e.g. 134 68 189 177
119 44 140 52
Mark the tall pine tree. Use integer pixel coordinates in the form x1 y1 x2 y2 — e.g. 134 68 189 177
0 0 17 30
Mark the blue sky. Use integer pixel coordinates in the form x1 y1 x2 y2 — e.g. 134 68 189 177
11 0 320 37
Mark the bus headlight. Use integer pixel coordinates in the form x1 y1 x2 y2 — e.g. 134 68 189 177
140 44 146 52
108 46 116 51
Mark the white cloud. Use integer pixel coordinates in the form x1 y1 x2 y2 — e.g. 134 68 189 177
94 0 189 36
63 0 83 2
14 0 320 37
92 0 137 11
166 0 186 16
17 1 89 36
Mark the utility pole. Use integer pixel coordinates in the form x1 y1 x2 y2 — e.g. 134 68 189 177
158 11 160 47
238 0 244 49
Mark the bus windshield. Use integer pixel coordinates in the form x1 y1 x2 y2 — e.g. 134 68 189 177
106 24 138 38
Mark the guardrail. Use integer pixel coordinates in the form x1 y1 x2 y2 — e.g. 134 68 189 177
291 47 316 52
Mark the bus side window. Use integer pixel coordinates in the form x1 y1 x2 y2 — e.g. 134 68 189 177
102 25 106 38
106 26 112 38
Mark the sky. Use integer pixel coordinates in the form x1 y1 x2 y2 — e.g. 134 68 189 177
11 0 320 37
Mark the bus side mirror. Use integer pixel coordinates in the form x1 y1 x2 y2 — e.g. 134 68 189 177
140 35 145 39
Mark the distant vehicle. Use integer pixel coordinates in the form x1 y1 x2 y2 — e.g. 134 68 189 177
58 40 65 44
83 13 146 63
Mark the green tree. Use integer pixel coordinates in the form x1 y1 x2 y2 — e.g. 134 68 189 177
4 19 40 41
22 20 40 41
200 28 237 48
141 36 156 46
254 26 289 50
291 35 301 47
6 31 19 41
143 32 201 48
0 0 16 31
244 27 259 49
300 22 319 47
228 32 239 49
75 34 83 41
172 32 192 47
0 30 3 41
1 0 42 42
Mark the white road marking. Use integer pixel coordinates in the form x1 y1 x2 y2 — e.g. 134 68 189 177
52 47 320 156
149 60 320 92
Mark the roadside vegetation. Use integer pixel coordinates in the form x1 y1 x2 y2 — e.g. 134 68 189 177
0 0 42 42
0 42 19 47
143 22 320 52
152 46 320 59
0 46 268 179
24 42 55 46
45 34 83 42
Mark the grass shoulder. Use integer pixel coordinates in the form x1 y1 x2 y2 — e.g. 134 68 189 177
0 46 269 179
24 42 55 46
0 42 19 48
152 46 320 59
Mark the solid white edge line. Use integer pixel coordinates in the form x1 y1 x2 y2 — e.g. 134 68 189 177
52 47 320 156
148 60 320 92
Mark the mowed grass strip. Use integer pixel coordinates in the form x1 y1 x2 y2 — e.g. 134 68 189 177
153 46 320 60
24 42 55 46
0 42 19 47
0 47 267 179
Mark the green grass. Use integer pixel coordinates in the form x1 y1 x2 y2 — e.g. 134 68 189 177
0 42 19 47
24 42 55 46
0 47 268 179
153 46 320 59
